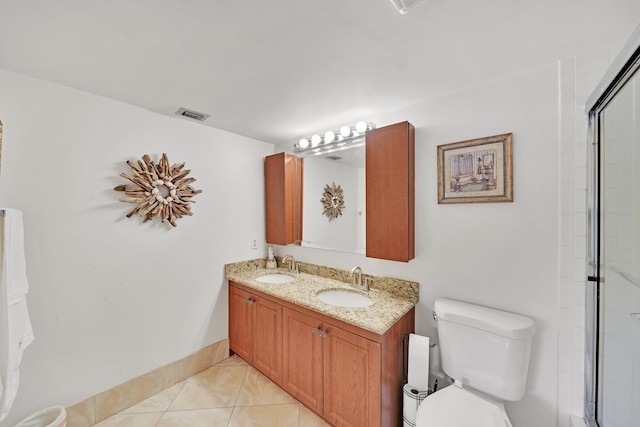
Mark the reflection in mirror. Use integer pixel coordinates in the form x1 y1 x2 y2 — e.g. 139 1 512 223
299 145 365 254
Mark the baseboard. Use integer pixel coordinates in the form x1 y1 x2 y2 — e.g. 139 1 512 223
65 338 229 427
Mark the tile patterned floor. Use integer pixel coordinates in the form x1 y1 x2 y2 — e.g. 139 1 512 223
92 355 331 427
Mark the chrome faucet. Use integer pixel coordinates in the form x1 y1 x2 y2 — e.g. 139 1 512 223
350 266 369 291
281 255 299 273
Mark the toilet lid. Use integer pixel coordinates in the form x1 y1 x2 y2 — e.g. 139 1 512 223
415 384 510 427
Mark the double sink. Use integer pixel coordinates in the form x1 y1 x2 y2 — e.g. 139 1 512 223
255 273 373 308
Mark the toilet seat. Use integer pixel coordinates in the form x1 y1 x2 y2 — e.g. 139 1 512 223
415 384 511 427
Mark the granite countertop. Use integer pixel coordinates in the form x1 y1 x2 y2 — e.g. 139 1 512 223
225 259 418 335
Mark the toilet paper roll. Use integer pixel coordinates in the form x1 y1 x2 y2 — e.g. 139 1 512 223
408 333 430 390
402 383 428 427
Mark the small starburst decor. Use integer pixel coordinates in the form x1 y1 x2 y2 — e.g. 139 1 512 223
321 182 345 221
114 153 202 227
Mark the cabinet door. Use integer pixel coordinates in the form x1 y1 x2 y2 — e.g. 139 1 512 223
265 152 303 245
282 308 324 414
323 326 381 427
252 297 283 385
228 286 253 363
366 121 415 262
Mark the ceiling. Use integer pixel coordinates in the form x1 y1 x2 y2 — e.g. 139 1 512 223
1 0 639 145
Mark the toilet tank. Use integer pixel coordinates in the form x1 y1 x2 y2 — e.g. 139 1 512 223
434 298 535 401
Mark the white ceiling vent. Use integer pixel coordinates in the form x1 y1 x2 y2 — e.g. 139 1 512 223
389 0 424 14
175 107 210 122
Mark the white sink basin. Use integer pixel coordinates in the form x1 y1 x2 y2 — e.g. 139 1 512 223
255 274 296 284
316 289 373 308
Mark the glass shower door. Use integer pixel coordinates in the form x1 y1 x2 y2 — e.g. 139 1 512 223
596 62 640 427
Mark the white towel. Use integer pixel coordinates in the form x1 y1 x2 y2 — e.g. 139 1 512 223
0 208 35 422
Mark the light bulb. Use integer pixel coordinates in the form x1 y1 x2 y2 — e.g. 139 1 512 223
299 138 309 149
340 126 351 138
324 131 335 143
311 134 321 147
355 121 367 133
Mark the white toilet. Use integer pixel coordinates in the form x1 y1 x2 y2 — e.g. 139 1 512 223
415 298 535 427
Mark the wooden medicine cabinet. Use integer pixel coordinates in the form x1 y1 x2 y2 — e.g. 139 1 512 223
366 121 415 262
265 152 303 245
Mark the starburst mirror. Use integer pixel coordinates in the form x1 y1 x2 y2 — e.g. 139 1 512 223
115 153 202 227
321 182 345 221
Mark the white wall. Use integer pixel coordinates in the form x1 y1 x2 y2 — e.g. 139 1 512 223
275 64 561 426
0 69 273 426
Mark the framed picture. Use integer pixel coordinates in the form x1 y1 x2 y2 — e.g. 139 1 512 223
437 133 513 204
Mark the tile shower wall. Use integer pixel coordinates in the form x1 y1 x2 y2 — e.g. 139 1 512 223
558 45 623 426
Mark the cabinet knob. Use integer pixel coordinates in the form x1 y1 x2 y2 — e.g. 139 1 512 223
244 297 255 304
312 326 321 334
320 330 328 337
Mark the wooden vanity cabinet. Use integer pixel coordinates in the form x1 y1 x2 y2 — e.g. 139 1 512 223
282 308 324 414
228 286 283 384
228 286 253 362
282 307 381 425
320 316 382 426
264 152 303 245
366 121 415 262
229 281 414 427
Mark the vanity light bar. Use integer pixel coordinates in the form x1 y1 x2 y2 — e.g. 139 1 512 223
293 121 375 156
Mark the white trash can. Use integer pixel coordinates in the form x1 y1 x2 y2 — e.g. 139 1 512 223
15 406 66 427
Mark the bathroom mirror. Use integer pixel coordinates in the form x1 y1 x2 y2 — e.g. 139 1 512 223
299 145 366 254
271 120 414 260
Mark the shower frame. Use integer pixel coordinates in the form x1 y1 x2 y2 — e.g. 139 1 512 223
584 23 640 427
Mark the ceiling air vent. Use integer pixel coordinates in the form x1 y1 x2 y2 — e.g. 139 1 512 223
175 107 210 122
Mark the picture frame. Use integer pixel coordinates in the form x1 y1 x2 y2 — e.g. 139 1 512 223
437 133 513 204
